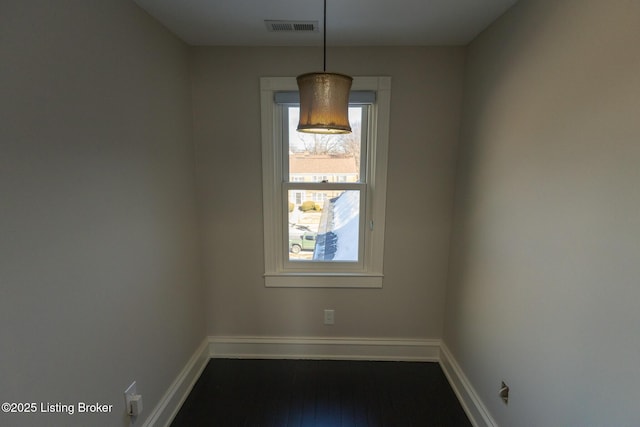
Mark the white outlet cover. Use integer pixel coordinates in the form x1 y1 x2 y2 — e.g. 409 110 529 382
124 381 137 413
324 309 335 325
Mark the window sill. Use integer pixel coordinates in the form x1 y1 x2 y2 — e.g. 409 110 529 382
264 273 383 288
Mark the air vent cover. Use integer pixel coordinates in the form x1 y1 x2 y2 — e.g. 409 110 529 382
265 20 319 32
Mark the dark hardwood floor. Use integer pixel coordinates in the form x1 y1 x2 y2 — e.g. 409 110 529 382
170 359 472 427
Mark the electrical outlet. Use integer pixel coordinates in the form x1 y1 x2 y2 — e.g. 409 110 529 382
499 381 509 405
323 309 335 325
124 381 143 417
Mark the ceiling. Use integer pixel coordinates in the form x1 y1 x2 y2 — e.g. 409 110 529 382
133 0 519 46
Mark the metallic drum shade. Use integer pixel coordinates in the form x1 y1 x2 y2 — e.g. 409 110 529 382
296 72 353 134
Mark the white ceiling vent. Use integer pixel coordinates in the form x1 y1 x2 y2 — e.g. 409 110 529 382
265 20 319 33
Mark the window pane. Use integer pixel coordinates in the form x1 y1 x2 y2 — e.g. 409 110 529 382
288 189 360 262
288 107 363 182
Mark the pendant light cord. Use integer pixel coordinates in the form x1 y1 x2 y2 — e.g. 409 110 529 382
323 0 327 72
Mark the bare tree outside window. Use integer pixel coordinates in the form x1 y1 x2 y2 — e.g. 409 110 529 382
288 108 361 155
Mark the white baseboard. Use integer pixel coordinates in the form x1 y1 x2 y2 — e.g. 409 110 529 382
208 336 440 361
146 337 496 427
143 338 210 427
439 343 497 427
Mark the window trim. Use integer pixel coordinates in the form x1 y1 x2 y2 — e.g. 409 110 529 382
260 76 391 288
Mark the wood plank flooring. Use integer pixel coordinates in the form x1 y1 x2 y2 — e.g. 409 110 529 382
170 359 472 427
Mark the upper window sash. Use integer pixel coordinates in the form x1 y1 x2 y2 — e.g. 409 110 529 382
283 105 369 185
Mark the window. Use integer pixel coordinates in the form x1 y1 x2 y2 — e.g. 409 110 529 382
261 77 391 288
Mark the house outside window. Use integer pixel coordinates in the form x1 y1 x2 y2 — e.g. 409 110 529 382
260 77 391 288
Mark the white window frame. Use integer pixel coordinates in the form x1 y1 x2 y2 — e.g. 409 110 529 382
260 76 391 288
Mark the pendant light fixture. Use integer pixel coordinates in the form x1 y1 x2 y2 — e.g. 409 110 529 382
296 0 352 134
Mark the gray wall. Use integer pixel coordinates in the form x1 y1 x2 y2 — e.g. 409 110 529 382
191 47 465 339
0 1 204 426
444 0 640 425
7 0 637 425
